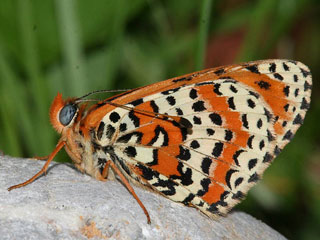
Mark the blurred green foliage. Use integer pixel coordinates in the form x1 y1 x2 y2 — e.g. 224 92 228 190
0 0 319 239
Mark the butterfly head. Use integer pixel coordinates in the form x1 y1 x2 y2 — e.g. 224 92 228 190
50 93 79 133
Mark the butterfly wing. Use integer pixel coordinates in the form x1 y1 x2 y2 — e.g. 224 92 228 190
91 59 312 217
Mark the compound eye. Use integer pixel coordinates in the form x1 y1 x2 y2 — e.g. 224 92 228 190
59 104 77 126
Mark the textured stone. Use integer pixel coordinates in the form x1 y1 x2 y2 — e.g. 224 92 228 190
0 156 286 240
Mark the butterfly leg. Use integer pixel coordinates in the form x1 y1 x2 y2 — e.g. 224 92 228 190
8 141 66 191
99 160 111 181
107 160 151 224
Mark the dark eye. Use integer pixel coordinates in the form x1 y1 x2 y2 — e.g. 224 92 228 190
59 104 77 126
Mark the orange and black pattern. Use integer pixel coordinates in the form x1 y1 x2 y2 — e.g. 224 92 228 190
9 59 312 222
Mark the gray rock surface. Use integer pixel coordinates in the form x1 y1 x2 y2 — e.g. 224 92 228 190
0 155 286 240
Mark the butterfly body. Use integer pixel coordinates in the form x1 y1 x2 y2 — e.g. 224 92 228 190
9 59 312 222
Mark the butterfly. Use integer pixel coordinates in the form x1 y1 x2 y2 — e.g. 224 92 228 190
8 59 312 224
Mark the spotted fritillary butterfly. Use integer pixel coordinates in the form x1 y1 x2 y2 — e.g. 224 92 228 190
9 59 312 223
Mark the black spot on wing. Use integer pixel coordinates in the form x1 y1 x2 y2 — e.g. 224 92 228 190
129 110 140 127
166 96 176 106
269 63 276 72
257 118 263 129
192 101 206 112
248 172 260 183
283 130 293 141
242 114 249 129
208 203 221 214
97 122 105 140
116 132 143 144
189 89 198 99
301 98 310 110
154 177 177 196
259 140 265 150
208 191 230 211
247 99 256 109
263 152 273 163
212 142 224 158
232 191 244 200
283 62 290 71
235 177 244 187
283 86 290 97
197 201 204 207
209 113 222 126
255 80 271 90
264 108 272 122
214 68 226 76
136 164 156 181
246 65 260 74
201 157 212 174
193 116 202 125
124 146 137 158
300 67 311 77
109 112 120 123
150 100 159 113
274 146 282 156
206 128 215 136
106 124 115 139
232 149 244 166
228 97 235 110
176 146 191 160
267 130 275 142
172 75 193 83
249 90 260 99
222 79 237 84
213 83 223 95
195 81 212 87
136 164 179 196
284 104 289 112
293 114 303 125
247 135 254 149
146 149 159 166
129 98 143 106
181 193 195 206
224 130 233 141
176 108 183 116
304 81 312 91
196 178 211 196
274 73 284 80
248 158 257 170
179 117 193 129
190 140 200 149
225 169 237 189
229 85 238 93
170 162 193 186
180 128 188 142
147 125 169 147
119 123 127 132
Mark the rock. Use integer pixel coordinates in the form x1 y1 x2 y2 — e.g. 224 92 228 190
0 155 286 239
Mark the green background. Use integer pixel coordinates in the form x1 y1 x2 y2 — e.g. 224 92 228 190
0 0 319 239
